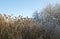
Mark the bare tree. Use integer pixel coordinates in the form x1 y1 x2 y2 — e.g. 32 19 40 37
41 4 60 39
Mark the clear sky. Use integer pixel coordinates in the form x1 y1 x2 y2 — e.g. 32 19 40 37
0 0 60 17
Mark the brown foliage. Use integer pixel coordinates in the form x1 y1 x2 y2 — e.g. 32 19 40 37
0 14 45 39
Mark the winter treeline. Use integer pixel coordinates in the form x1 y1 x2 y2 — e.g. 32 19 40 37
33 4 60 39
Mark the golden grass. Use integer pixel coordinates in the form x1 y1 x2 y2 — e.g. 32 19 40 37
0 14 46 39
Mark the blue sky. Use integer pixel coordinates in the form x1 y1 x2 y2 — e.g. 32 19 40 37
0 0 60 17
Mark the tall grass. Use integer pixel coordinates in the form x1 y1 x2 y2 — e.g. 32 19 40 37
0 14 45 39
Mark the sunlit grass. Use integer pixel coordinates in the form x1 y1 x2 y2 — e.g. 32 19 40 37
0 14 45 39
